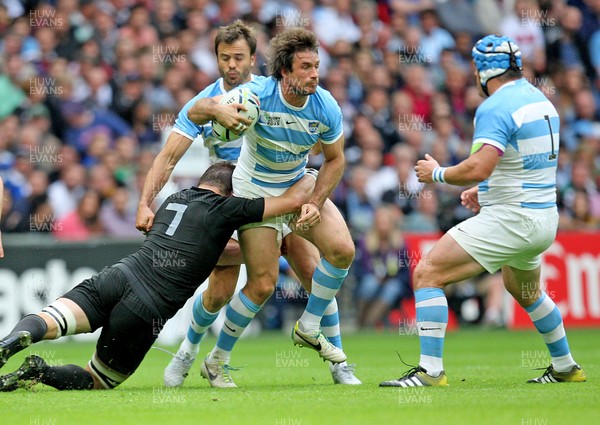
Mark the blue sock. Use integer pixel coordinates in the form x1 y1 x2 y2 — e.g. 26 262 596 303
300 258 348 333
415 287 448 375
210 291 260 363
321 298 342 349
525 291 575 372
180 293 219 355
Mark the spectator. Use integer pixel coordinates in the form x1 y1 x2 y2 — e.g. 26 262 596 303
88 163 118 200
47 163 86 219
119 4 159 49
100 186 140 237
376 144 422 212
559 161 600 223
355 205 410 329
111 73 145 124
313 0 361 48
402 186 440 233
561 190 599 230
339 165 376 241
391 0 435 27
360 86 399 151
9 169 50 233
419 9 455 65
590 27 600 80
435 0 484 36
53 189 104 241
398 64 433 124
152 0 185 39
547 6 591 79
0 54 27 119
61 100 132 156
500 0 547 73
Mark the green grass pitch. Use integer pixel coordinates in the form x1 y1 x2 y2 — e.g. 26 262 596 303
1 329 598 425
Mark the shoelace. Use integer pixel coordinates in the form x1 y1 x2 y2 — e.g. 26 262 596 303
395 351 422 380
314 332 339 351
531 365 554 378
175 353 195 365
341 363 357 373
218 363 242 383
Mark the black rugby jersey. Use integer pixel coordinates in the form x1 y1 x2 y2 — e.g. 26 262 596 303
119 187 263 317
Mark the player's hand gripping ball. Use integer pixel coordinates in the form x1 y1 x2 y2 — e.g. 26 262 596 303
211 88 261 142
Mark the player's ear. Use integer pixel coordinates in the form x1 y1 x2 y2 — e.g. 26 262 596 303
250 54 256 68
281 65 291 79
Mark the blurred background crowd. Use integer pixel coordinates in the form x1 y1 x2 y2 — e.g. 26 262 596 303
1 0 599 329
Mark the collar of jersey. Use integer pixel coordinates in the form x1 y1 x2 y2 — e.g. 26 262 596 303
277 80 310 111
218 74 258 94
493 77 524 95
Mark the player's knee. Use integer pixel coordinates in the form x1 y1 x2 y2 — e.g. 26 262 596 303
245 279 276 303
509 286 540 309
413 258 442 290
324 239 355 269
203 289 232 311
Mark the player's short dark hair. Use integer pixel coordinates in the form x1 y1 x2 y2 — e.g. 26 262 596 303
198 162 235 195
498 68 523 82
214 20 257 56
268 28 319 80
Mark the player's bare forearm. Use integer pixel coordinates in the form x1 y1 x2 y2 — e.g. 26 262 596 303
309 139 345 208
138 133 193 207
416 145 499 186
445 146 500 185
443 164 488 186
139 157 172 207
187 97 219 125
136 133 193 231
310 155 344 207
262 175 315 219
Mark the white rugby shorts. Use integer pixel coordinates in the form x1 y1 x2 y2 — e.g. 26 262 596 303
447 204 558 273
233 175 293 243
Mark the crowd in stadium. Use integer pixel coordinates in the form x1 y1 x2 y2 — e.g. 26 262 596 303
0 0 599 326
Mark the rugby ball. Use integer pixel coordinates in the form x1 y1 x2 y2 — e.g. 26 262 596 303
211 88 260 142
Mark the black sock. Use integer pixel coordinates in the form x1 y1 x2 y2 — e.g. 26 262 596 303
40 364 95 390
7 314 48 343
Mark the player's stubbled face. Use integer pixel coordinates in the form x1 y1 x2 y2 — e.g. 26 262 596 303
286 50 319 95
217 39 255 89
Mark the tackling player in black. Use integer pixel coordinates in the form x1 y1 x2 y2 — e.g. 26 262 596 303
0 162 313 391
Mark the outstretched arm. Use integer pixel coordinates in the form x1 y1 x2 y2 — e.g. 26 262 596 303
136 132 193 232
262 174 316 220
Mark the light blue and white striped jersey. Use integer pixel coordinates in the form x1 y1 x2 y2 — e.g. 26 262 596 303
172 75 266 163
473 78 559 209
234 77 343 189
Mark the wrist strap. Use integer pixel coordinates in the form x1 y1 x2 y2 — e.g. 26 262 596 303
432 167 447 183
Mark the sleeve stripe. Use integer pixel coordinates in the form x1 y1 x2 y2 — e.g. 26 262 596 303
320 130 343 144
172 127 197 141
473 138 506 153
